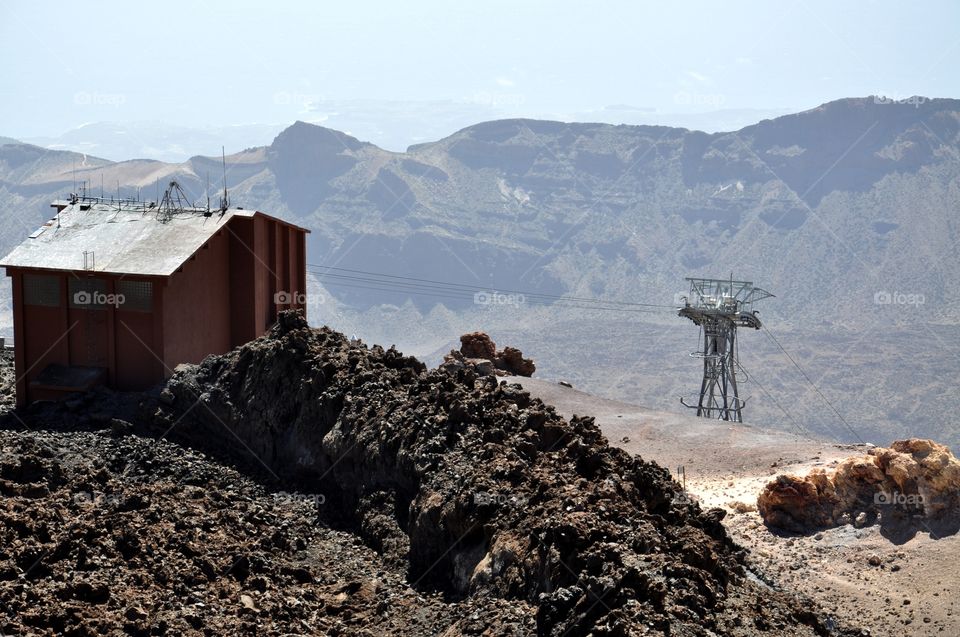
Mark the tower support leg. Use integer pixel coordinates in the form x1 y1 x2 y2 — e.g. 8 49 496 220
694 318 742 422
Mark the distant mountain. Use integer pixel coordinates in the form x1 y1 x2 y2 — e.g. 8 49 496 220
15 104 796 160
261 97 960 324
22 121 286 163
2 96 959 450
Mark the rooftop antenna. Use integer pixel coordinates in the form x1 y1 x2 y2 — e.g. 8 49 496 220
677 275 774 422
206 171 211 213
156 180 192 224
219 146 229 213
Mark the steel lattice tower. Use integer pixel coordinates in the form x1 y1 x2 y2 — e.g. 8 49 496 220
678 276 773 422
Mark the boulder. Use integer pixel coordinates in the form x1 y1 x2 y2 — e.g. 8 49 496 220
758 439 960 534
449 332 535 377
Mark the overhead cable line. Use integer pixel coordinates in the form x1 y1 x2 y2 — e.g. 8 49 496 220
314 277 670 314
735 359 815 439
306 264 678 310
761 325 866 444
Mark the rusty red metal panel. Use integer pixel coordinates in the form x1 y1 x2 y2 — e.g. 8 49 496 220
227 216 257 348
161 231 231 371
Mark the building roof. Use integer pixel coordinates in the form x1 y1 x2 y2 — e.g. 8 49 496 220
0 200 308 277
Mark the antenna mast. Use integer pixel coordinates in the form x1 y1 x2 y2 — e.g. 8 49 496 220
219 146 229 212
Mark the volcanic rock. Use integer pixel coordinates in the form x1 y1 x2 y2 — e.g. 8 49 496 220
758 439 960 535
144 311 852 635
447 331 536 377
0 429 535 636
459 331 497 360
0 313 860 635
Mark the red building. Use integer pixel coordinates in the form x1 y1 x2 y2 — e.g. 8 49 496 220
0 196 309 406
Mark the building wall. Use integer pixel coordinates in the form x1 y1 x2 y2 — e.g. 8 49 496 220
228 217 258 346
227 214 307 347
8 269 165 405
6 212 307 406
11 270 68 405
161 229 231 373
115 298 163 391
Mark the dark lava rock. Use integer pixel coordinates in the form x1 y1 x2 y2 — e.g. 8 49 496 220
0 312 860 635
146 311 857 636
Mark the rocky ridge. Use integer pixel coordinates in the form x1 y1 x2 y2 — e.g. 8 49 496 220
0 313 862 635
147 311 854 635
0 429 535 636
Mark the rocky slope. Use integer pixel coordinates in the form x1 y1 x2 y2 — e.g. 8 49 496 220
507 374 960 636
0 429 536 636
1 313 862 635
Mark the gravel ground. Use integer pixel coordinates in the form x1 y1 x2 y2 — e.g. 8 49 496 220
0 428 535 636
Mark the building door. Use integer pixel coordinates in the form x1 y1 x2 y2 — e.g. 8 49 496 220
67 277 111 369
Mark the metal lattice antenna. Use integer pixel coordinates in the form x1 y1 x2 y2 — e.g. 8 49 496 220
156 180 192 223
677 275 774 422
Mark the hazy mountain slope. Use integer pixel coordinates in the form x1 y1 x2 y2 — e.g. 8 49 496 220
1 97 958 450
22 121 285 163
248 98 960 326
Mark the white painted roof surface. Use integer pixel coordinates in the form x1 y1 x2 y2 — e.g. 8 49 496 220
1 202 262 276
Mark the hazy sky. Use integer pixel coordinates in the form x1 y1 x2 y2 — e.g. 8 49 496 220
2 0 958 147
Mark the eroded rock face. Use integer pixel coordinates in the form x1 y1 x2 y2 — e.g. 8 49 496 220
499 346 536 377
446 331 537 377
143 311 852 636
459 331 498 360
758 439 960 535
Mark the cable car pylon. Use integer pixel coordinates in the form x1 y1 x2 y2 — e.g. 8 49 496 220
678 274 774 422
